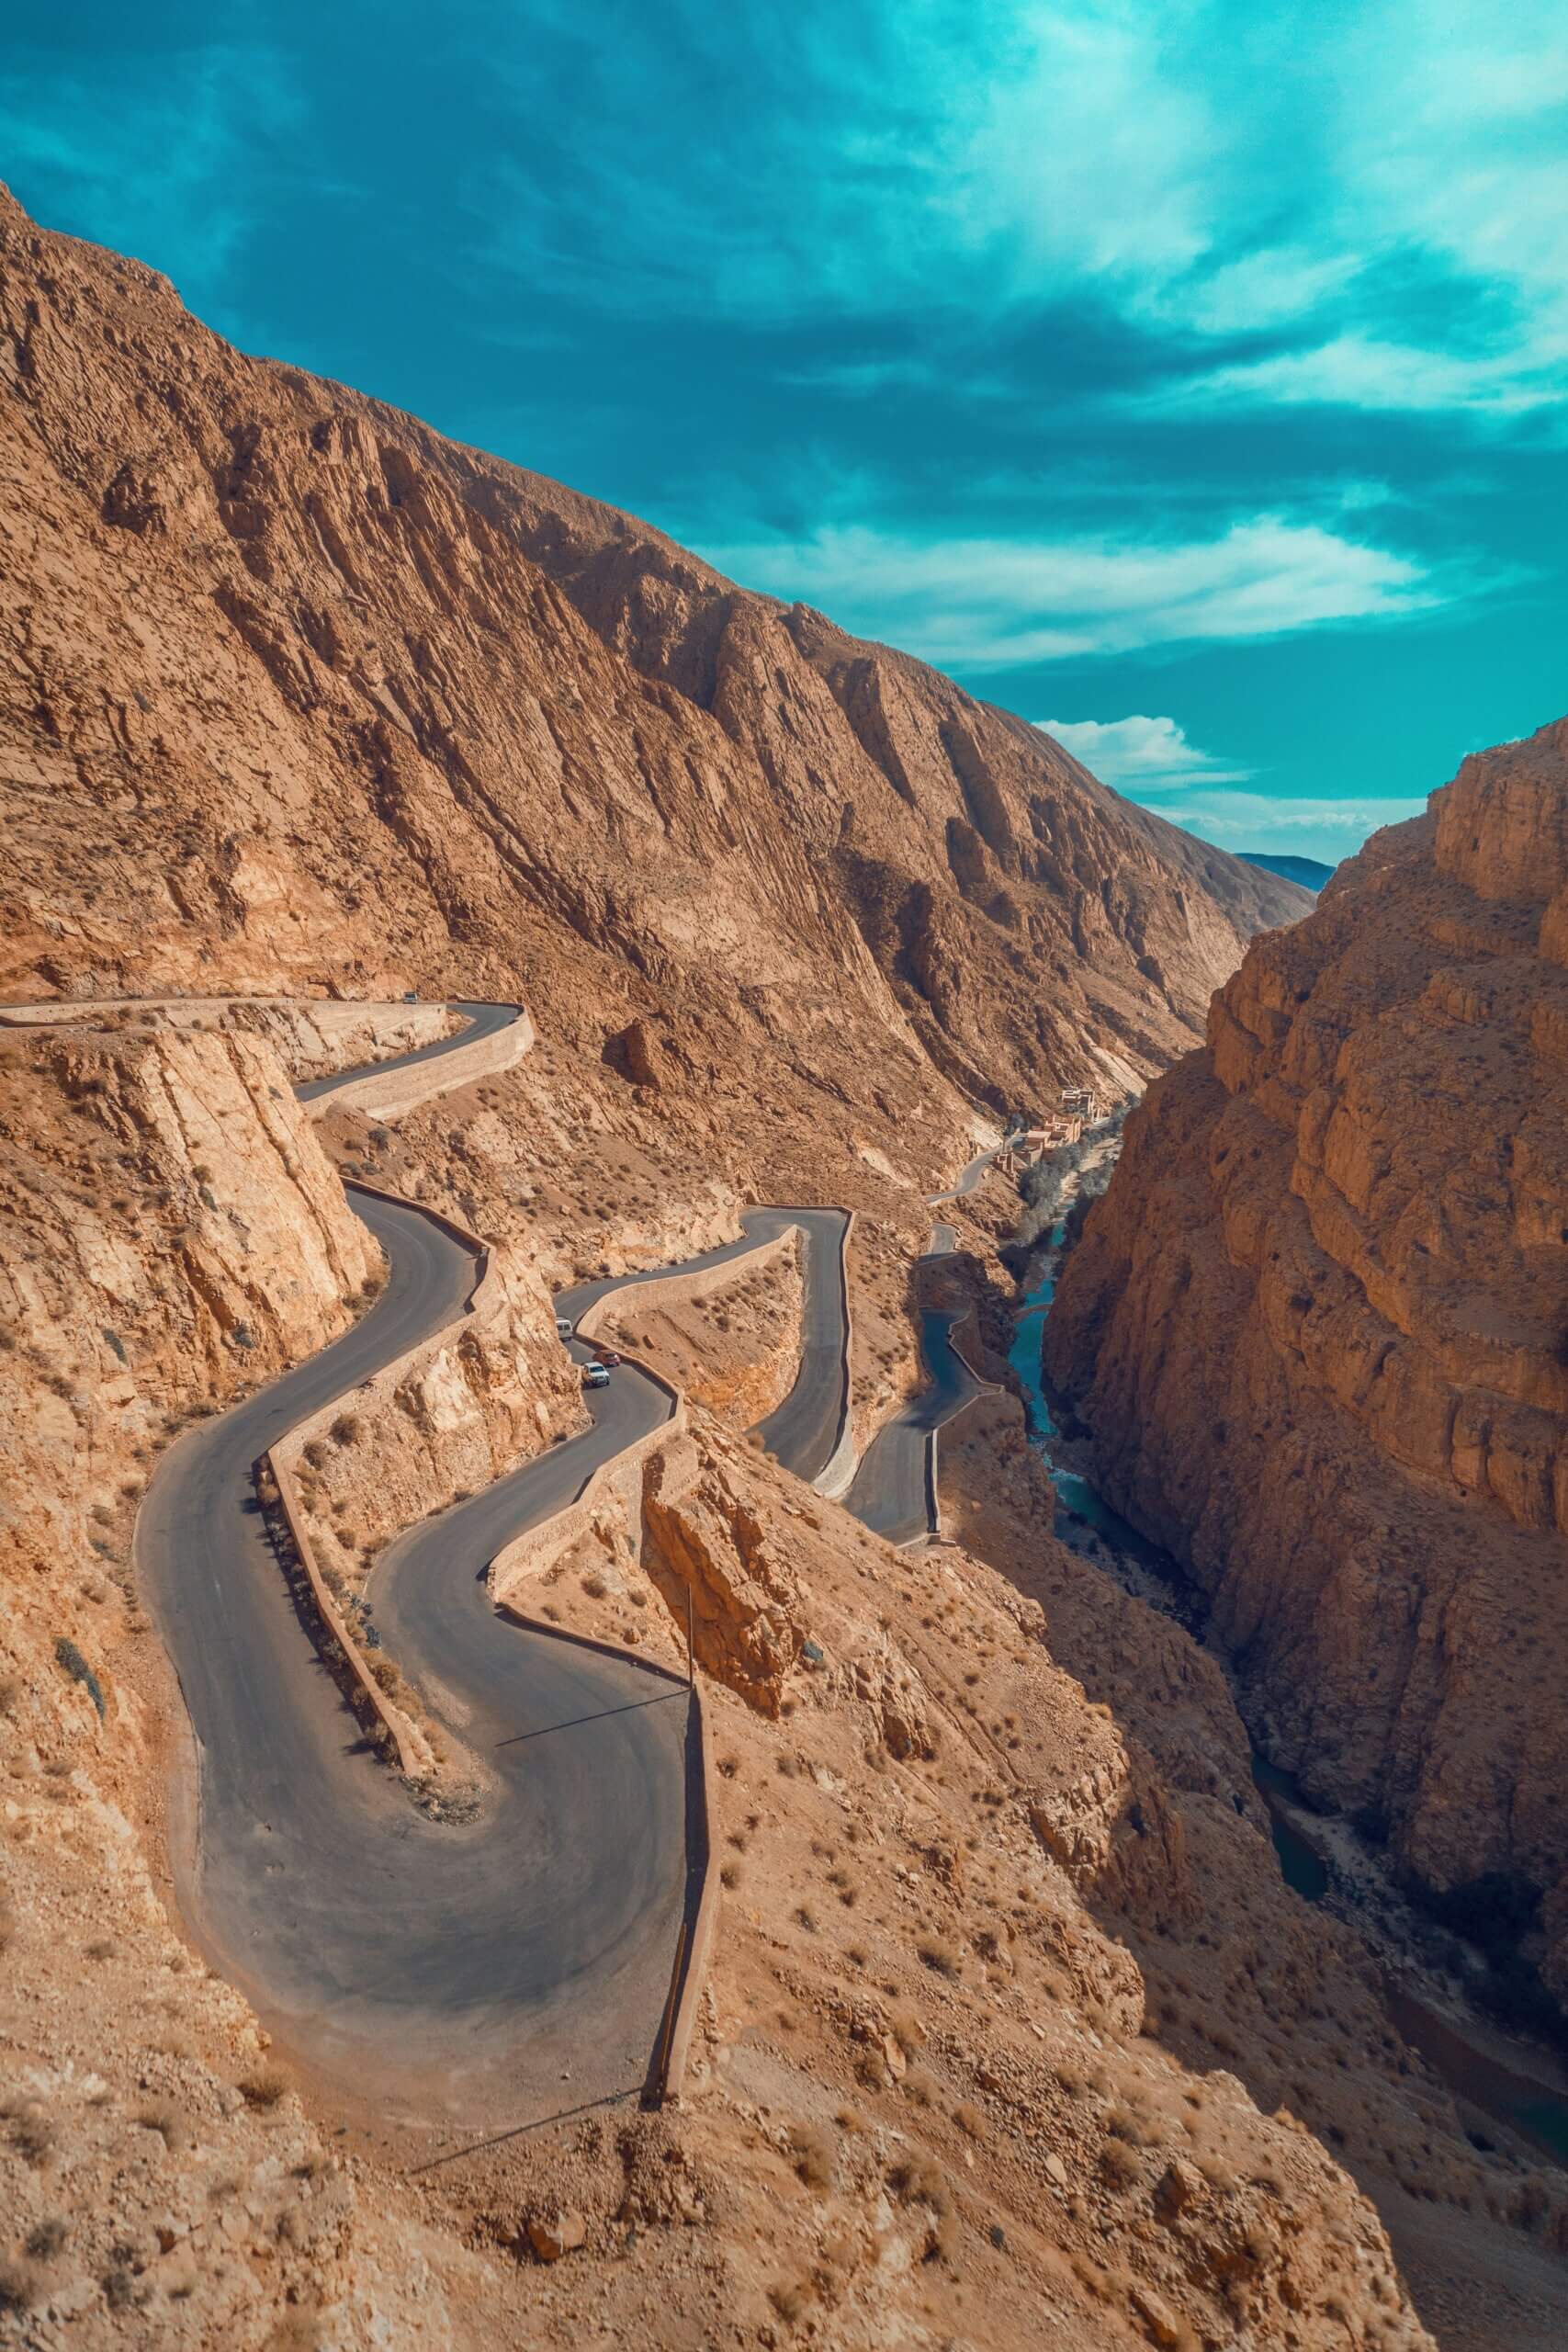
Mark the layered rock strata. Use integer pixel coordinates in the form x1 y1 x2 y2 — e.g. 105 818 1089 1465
1045 719 1568 2010
1 178 1303 1167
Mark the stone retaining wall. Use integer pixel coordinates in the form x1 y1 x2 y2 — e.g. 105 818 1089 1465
306 1003 536 1122
265 1454 434 1779
264 1180 498 1781
572 1227 795 1349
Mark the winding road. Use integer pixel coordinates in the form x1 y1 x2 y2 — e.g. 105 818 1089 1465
136 1012 862 2123
840 1143 998 1544
292 999 520 1103
131 1005 991 2121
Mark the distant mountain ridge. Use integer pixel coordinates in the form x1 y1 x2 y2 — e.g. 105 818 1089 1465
1238 851 1334 891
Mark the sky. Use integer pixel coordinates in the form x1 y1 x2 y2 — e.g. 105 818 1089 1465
5 1 1566 865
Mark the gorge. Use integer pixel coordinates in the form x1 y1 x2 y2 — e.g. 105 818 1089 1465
1043 718 1568 2044
4 173 1567 2352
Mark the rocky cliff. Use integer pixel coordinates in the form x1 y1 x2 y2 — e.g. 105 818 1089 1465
1044 717 1568 2017
0 181 1302 1147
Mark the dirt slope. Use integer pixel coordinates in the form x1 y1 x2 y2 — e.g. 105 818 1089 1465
1044 717 1568 2021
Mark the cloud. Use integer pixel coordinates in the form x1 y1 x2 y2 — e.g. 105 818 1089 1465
1123 785 1429 864
1179 334 1564 419
1030 723 1430 862
1036 715 1251 786
472 0 1568 423
697 514 1440 667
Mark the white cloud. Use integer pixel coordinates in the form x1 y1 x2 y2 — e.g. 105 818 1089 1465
1179 247 1363 336
698 515 1438 668
1027 725 1429 861
479 0 1568 419
1129 786 1429 864
1035 715 1251 786
1183 333 1563 418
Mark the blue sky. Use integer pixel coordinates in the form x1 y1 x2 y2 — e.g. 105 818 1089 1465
6 1 1566 864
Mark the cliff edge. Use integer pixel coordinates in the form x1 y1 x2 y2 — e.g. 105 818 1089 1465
1044 717 1568 2018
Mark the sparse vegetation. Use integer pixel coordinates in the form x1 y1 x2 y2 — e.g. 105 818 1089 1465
787 2120 835 2189
238 2066 288 2110
915 1932 961 1978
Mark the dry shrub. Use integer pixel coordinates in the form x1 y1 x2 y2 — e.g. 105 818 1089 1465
768 2277 813 2324
916 1933 961 1978
5 2102 55 2165
788 2120 836 2189
886 2154 958 2263
0 2262 38 2316
238 2066 288 2110
1106 2099 1161 2148
888 2002 927 2055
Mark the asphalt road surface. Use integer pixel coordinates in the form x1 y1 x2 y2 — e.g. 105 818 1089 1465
133 1001 942 2120
293 999 522 1102
844 1147 1001 1544
841 1306 983 1545
138 1183 693 2124
560 1204 851 1485
927 1142 1001 1204
138 1013 692 2124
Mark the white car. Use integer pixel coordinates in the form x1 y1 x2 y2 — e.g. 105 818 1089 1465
554 1315 574 1340
581 1362 611 1390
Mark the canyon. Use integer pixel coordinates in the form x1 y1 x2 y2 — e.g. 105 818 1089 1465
2 173 1564 2352
1045 718 1568 2032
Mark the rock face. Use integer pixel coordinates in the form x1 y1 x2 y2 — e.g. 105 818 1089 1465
0 181 1302 1144
0 1020 378 1590
1044 718 1568 2011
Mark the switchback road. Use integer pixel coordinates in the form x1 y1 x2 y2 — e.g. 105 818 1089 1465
134 1006 979 2118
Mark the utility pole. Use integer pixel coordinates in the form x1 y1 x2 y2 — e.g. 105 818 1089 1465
685 1584 694 1687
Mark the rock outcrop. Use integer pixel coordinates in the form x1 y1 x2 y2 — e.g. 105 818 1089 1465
0 1020 378 1591
1044 718 1568 2014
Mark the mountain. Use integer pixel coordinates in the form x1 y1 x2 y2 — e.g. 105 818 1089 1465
0 180 1304 1148
1238 851 1334 890
1044 718 1568 2024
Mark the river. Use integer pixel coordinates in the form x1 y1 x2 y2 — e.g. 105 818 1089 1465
1006 1204 1568 2173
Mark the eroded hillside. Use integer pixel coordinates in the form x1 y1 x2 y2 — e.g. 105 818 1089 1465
1044 717 1568 2025
0 179 1301 1141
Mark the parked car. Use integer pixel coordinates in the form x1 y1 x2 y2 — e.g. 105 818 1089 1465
554 1315 574 1340
581 1362 611 1390
596 1349 622 1368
